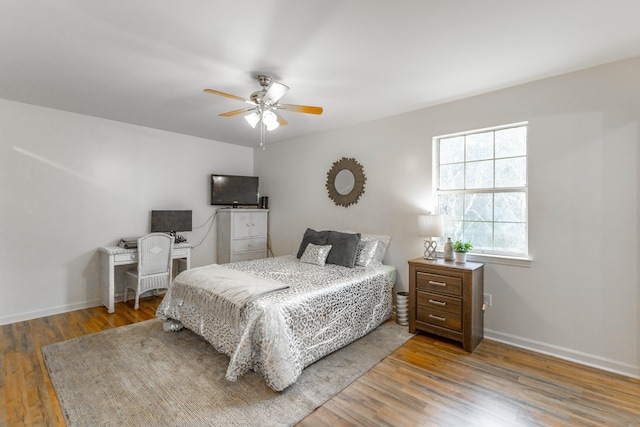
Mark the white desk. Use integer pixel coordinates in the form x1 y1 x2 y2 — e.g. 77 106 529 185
99 243 192 313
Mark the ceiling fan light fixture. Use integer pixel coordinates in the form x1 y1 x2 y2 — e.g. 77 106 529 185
262 110 279 131
244 112 260 128
205 75 322 148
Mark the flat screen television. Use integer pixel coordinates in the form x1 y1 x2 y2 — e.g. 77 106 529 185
210 174 259 206
150 210 193 233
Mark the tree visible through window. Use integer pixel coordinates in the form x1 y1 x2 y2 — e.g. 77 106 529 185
435 123 528 257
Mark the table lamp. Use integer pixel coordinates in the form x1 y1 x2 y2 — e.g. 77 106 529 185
418 214 444 260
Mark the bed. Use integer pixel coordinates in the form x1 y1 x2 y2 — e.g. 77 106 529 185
156 229 394 391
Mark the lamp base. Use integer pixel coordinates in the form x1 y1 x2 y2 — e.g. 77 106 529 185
423 240 438 260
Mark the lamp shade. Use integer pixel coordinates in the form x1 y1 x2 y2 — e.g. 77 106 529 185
263 81 289 105
262 110 279 131
244 112 260 128
418 214 444 238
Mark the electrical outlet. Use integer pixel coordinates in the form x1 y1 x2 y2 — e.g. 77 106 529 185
483 293 492 307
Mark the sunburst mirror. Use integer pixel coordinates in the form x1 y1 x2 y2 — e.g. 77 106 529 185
326 157 366 207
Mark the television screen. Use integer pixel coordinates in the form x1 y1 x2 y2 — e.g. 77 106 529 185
150 210 192 232
211 175 259 206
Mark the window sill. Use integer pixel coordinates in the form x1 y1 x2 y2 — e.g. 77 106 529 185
437 251 532 268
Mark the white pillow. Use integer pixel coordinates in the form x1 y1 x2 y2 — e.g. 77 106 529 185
300 243 332 266
360 233 391 263
355 238 380 267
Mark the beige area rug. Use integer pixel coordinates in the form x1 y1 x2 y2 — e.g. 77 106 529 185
42 318 413 427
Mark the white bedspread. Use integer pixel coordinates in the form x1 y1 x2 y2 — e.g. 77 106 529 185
156 255 393 391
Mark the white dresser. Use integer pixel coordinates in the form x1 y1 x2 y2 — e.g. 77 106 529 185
216 208 268 263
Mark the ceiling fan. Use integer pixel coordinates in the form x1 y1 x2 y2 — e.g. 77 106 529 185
203 75 323 135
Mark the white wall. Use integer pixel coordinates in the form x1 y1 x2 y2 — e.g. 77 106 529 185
0 99 253 324
255 57 640 377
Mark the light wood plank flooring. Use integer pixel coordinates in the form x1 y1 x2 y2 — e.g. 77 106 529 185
2 298 639 426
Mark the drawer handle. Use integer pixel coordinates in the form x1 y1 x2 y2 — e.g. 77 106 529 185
428 299 446 306
429 314 446 322
429 280 447 287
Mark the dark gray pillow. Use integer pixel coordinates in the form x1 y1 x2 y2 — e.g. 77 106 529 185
296 228 330 258
326 231 361 268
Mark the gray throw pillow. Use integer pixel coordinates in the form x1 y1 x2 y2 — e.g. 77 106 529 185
296 228 330 258
326 231 361 268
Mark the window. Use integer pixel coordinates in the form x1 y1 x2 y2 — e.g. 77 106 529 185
434 123 528 258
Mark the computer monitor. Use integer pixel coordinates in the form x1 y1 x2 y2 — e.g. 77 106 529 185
150 210 192 242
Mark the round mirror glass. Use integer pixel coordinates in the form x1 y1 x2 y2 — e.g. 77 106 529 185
335 169 355 195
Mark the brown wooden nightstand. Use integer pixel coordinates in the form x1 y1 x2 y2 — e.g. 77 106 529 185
408 257 484 352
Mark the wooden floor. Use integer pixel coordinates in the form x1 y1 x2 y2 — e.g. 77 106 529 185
2 299 639 427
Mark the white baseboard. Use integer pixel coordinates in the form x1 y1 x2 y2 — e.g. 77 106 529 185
485 328 640 380
0 298 102 325
0 291 164 326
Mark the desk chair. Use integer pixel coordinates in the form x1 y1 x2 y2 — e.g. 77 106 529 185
124 233 174 310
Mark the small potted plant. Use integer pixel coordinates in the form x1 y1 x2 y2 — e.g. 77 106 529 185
452 240 473 263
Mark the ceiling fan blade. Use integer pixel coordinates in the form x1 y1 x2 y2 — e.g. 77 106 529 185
203 89 256 105
263 81 289 105
275 112 288 126
219 107 256 117
277 103 323 115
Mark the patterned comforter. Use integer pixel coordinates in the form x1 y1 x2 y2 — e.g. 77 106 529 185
156 254 394 391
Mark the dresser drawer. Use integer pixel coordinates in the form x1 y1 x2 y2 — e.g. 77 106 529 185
417 291 462 315
232 237 267 253
231 249 267 262
417 306 461 331
416 272 462 296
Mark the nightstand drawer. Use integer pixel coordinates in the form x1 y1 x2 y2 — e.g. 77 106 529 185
416 272 462 296
417 291 462 315
417 306 461 331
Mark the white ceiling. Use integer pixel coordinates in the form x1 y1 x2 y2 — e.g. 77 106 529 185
3 0 640 147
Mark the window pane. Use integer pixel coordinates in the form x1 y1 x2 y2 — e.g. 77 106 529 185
465 193 492 221
464 221 493 250
494 222 526 253
465 160 493 189
495 126 526 158
440 136 464 164
443 220 463 243
495 157 526 187
466 132 493 161
439 194 464 220
494 192 526 222
440 163 464 190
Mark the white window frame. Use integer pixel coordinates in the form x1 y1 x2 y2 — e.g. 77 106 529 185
433 122 532 267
